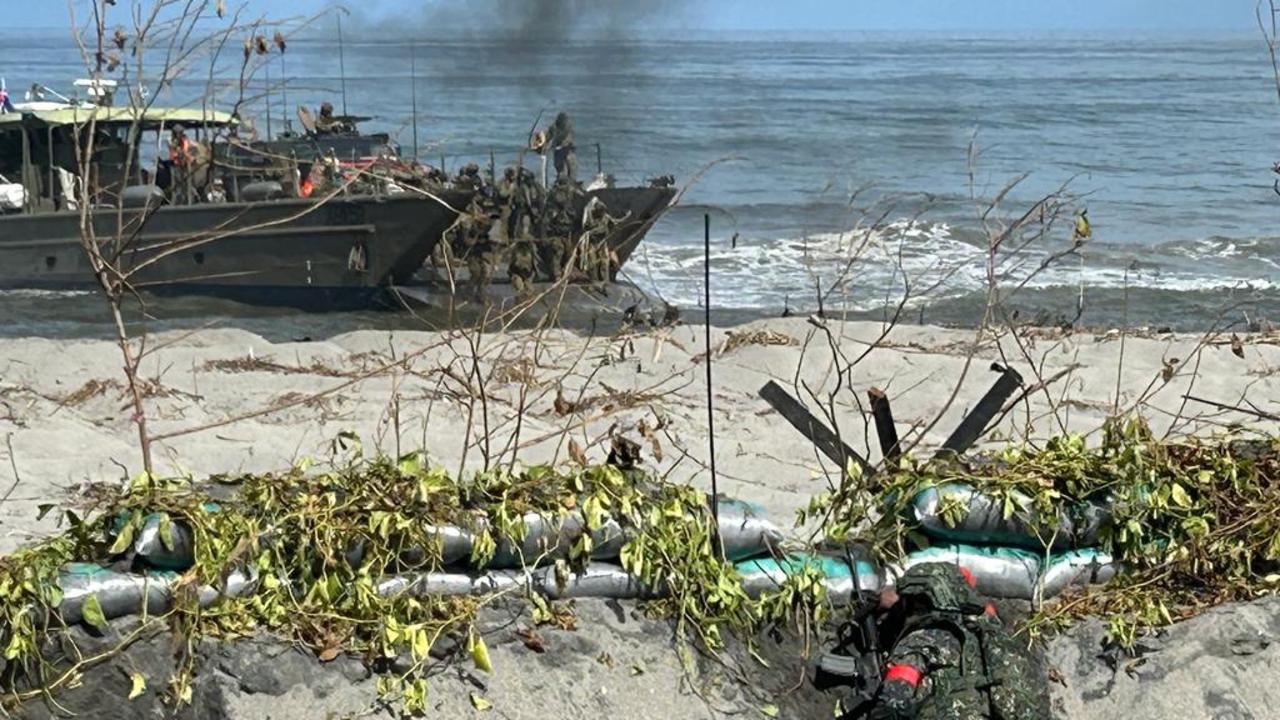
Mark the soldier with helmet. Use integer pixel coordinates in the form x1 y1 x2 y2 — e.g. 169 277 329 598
875 563 1047 719
820 562 1050 720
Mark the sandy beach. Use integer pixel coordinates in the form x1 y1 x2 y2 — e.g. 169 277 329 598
3 317 1280 718
3 317 1278 553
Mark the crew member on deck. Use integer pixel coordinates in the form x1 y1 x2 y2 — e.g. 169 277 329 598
168 124 197 204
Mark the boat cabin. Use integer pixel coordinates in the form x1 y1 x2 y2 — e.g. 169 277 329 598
0 104 234 214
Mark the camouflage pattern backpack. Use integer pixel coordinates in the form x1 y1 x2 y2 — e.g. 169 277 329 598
877 563 1050 720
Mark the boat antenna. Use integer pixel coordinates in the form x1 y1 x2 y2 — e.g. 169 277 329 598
410 42 419 161
264 60 273 139
280 43 290 134
337 14 348 116
704 213 722 558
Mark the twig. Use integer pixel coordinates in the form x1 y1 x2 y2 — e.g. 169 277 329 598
1182 395 1280 423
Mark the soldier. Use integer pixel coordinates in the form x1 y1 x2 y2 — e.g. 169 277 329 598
579 196 630 284
860 563 1049 720
505 166 544 245
167 124 197 204
548 111 576 183
460 195 498 302
541 177 580 282
454 162 484 193
314 101 344 135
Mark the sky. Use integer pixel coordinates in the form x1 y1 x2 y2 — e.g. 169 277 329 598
19 0 1261 33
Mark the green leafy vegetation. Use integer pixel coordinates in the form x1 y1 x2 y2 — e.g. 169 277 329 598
809 418 1280 646
0 449 821 716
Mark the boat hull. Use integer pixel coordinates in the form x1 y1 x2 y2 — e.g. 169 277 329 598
0 193 465 310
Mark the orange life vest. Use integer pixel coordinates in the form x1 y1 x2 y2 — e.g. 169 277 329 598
169 137 195 166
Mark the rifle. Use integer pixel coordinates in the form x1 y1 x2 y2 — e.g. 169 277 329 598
813 544 883 718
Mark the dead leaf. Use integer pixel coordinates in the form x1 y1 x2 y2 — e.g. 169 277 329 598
1232 333 1245 359
515 626 547 654
317 646 341 662
568 439 589 467
553 388 574 416
649 435 664 464
1161 358 1179 383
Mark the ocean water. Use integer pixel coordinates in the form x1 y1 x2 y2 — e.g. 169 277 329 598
1 28 1278 337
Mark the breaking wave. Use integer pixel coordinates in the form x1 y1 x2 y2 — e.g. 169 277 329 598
631 220 1280 314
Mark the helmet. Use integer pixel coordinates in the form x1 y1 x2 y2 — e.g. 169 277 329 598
893 563 985 615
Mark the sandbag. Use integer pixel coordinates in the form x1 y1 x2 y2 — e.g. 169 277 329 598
888 544 1043 599
911 483 1109 551
534 562 657 600
1038 549 1118 598
887 544 1116 601
57 563 258 626
58 563 175 625
737 553 882 604
717 498 784 561
422 523 479 566
376 570 523 599
488 512 628 568
133 515 196 570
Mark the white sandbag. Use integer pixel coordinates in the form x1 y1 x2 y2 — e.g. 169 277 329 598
376 570 524 598
737 553 883 604
717 498 784 561
422 523 479 566
911 483 1108 551
533 562 658 600
58 563 258 625
488 512 628 568
1037 549 1118 598
133 515 196 570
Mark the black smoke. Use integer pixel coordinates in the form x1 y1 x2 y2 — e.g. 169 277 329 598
370 0 692 42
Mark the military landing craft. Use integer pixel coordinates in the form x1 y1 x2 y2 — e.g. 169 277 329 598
0 83 676 313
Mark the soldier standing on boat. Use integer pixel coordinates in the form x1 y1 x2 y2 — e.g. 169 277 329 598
542 177 581 282
168 124 197 204
454 163 484 192
315 101 351 135
548 111 577 183
499 166 540 298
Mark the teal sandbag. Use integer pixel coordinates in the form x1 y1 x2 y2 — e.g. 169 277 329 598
737 553 882 604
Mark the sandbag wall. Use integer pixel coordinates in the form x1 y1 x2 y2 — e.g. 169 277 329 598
56 497 813 625
886 482 1119 600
